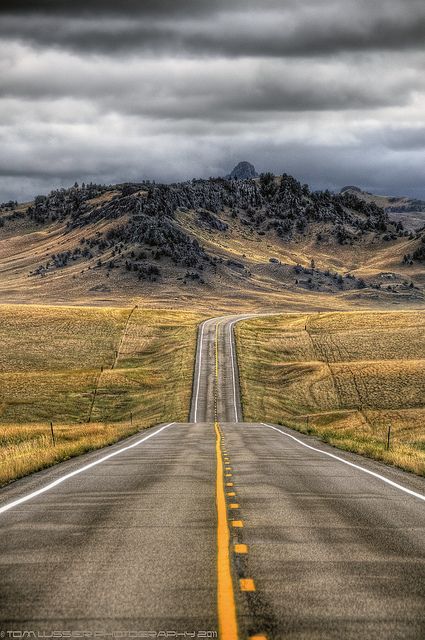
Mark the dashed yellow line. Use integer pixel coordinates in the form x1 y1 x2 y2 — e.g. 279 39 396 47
240 578 256 592
234 544 248 554
214 320 266 638
215 421 238 640
215 320 238 640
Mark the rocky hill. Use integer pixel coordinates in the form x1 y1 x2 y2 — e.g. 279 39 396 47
0 168 424 307
341 185 425 232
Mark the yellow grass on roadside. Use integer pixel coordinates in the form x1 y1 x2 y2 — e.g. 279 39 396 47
0 304 204 486
236 311 425 476
0 422 139 486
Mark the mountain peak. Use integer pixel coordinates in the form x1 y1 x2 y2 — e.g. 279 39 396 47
228 161 258 180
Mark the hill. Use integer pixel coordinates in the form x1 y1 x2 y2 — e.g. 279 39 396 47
341 185 425 232
1 169 424 310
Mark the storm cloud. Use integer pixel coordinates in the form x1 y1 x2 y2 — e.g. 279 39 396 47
0 0 424 201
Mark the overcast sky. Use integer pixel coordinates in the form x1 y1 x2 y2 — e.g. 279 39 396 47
1 0 425 202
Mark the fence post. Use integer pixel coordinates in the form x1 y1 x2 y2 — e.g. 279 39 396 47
130 412 133 427
386 425 391 451
50 422 56 446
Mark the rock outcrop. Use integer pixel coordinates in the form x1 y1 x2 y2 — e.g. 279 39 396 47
228 161 258 180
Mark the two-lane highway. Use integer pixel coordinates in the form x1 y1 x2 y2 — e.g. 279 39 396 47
190 316 247 423
1 314 425 639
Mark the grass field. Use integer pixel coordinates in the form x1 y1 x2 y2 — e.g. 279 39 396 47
0 304 204 486
236 311 425 475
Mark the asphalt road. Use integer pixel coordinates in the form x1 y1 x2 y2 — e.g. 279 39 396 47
1 315 425 639
190 316 246 423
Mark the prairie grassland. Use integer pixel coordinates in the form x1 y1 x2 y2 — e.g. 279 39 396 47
0 304 203 485
236 311 425 475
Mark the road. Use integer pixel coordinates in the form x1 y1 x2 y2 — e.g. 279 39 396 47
1 315 425 639
190 315 246 423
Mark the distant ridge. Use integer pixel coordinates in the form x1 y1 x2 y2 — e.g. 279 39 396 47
341 185 363 194
340 185 425 231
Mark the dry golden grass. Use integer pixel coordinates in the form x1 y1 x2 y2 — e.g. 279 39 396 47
0 422 139 486
236 311 425 475
0 304 204 485
0 305 127 372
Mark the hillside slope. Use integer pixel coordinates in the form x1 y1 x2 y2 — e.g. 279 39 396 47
1 172 424 310
341 185 425 232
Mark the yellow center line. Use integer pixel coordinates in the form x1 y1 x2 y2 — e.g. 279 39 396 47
214 321 239 640
215 421 238 640
214 321 265 638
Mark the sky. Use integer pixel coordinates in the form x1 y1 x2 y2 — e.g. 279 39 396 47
1 0 425 202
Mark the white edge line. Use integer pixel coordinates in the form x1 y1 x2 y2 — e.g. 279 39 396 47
229 319 240 423
228 315 255 423
193 320 206 423
0 422 176 515
261 423 425 503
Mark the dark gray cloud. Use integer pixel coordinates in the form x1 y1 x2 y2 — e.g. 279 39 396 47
2 131 425 203
0 0 239 15
378 126 425 151
1 48 420 117
0 0 424 202
1 1 425 57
